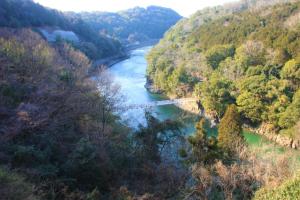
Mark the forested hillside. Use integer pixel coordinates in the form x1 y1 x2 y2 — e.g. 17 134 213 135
1 0 300 199
147 0 300 139
0 1 188 199
0 0 123 59
70 6 182 46
0 27 190 199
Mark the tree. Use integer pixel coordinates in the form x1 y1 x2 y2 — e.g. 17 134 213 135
167 66 190 96
237 91 265 123
0 167 38 200
236 74 268 123
279 89 300 129
235 40 266 67
197 73 234 119
218 57 245 81
280 59 300 89
188 118 219 164
135 112 183 163
218 105 243 152
206 45 235 69
95 67 123 133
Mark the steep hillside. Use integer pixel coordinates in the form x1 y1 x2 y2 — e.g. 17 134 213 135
147 0 300 138
0 27 188 199
0 0 123 59
254 173 300 200
70 6 182 46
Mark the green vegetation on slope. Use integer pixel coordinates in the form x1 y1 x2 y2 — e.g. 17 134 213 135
146 1 300 199
218 105 243 152
0 167 38 200
147 0 300 139
254 174 300 200
70 6 182 45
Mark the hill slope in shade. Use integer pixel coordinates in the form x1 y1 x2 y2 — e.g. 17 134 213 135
69 6 182 46
0 0 123 59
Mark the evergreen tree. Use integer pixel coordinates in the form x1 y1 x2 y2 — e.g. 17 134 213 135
188 118 218 164
218 104 243 152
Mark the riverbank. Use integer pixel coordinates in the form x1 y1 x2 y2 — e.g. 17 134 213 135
179 99 300 149
90 53 129 73
91 39 160 74
246 123 300 149
106 45 300 156
146 86 300 150
124 39 159 51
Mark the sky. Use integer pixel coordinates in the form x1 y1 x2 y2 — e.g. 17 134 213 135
33 0 238 17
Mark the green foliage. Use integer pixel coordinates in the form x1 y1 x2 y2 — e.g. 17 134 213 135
167 67 191 96
63 138 110 190
86 188 101 200
147 1 300 138
12 145 48 168
218 105 243 152
0 167 39 200
196 73 234 118
188 118 219 164
281 59 300 88
144 1 300 198
254 174 300 200
235 41 266 67
206 45 235 69
146 1 300 140
218 57 246 80
135 112 183 163
237 91 265 123
72 6 182 44
59 69 74 83
279 89 300 129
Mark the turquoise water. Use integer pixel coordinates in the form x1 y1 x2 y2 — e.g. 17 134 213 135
108 46 299 160
109 46 193 128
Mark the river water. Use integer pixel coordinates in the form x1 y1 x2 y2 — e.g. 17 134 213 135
107 46 300 167
108 46 261 138
107 46 298 152
109 46 192 129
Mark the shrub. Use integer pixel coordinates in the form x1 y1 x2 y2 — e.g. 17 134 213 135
0 167 39 200
254 174 300 200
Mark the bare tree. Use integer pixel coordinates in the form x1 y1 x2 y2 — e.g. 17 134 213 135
94 66 124 134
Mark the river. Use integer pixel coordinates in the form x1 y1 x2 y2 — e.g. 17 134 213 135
109 46 193 129
107 46 300 161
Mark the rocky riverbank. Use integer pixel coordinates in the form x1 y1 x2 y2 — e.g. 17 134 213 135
246 123 300 149
174 100 300 149
148 91 300 150
145 78 163 94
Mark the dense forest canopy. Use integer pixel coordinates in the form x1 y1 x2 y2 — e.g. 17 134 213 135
1 0 300 199
147 0 300 138
68 6 182 45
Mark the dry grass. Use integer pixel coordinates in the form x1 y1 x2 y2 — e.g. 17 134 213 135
185 142 299 200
